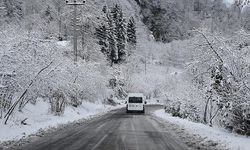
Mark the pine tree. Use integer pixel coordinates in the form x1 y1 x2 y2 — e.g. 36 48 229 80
111 4 119 22
127 16 137 53
102 5 107 14
107 13 118 66
116 9 126 63
111 4 126 63
0 1 5 23
43 5 54 23
97 4 127 65
3 0 23 21
96 7 118 66
95 24 108 55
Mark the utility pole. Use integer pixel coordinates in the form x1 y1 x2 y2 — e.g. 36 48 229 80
66 0 85 62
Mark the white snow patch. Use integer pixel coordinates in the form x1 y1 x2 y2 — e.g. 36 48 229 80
0 101 122 142
223 0 234 7
146 98 164 105
154 109 250 150
56 41 70 47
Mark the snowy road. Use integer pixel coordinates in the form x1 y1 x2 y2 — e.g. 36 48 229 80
11 105 191 150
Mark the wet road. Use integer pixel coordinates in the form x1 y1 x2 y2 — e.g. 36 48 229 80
14 105 191 150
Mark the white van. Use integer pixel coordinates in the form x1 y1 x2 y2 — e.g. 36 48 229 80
126 93 145 113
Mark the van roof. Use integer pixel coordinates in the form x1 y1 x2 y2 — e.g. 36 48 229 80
128 93 144 97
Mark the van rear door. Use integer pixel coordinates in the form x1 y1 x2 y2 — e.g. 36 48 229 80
128 97 144 111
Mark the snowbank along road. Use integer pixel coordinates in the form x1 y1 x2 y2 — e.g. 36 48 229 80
9 105 213 150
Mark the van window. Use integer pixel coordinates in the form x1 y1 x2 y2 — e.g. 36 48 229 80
128 97 143 103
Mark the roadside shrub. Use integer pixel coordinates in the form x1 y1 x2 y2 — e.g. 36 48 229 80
164 99 201 122
165 100 181 117
49 91 66 116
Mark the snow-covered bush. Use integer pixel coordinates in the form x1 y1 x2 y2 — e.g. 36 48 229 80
49 90 66 115
0 21 111 123
186 29 250 135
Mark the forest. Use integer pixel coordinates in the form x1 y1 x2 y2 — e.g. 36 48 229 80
0 0 249 137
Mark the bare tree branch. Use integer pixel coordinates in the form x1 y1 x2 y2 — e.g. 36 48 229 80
47 63 62 75
195 30 224 63
4 62 53 124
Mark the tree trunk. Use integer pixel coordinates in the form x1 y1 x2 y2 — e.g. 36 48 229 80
203 97 210 124
209 96 213 121
81 26 85 60
58 5 62 40
0 108 2 119
209 108 221 127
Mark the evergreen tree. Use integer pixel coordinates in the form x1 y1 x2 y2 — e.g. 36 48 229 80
3 0 23 21
0 1 5 23
127 16 137 52
111 4 119 22
102 5 107 14
107 13 118 66
96 4 127 65
116 8 126 62
111 4 126 63
42 5 54 23
95 24 108 55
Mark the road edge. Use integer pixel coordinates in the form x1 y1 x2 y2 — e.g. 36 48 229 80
0 106 124 150
151 109 228 150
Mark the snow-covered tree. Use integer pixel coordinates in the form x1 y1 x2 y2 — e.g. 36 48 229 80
1 0 23 22
107 13 118 66
111 4 127 63
96 4 128 65
127 16 137 55
96 24 108 57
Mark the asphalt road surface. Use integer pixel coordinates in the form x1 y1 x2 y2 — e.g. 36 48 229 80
14 105 191 150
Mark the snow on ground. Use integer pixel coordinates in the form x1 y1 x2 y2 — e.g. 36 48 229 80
56 41 70 47
223 0 234 6
0 100 123 143
146 99 164 105
154 109 250 150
